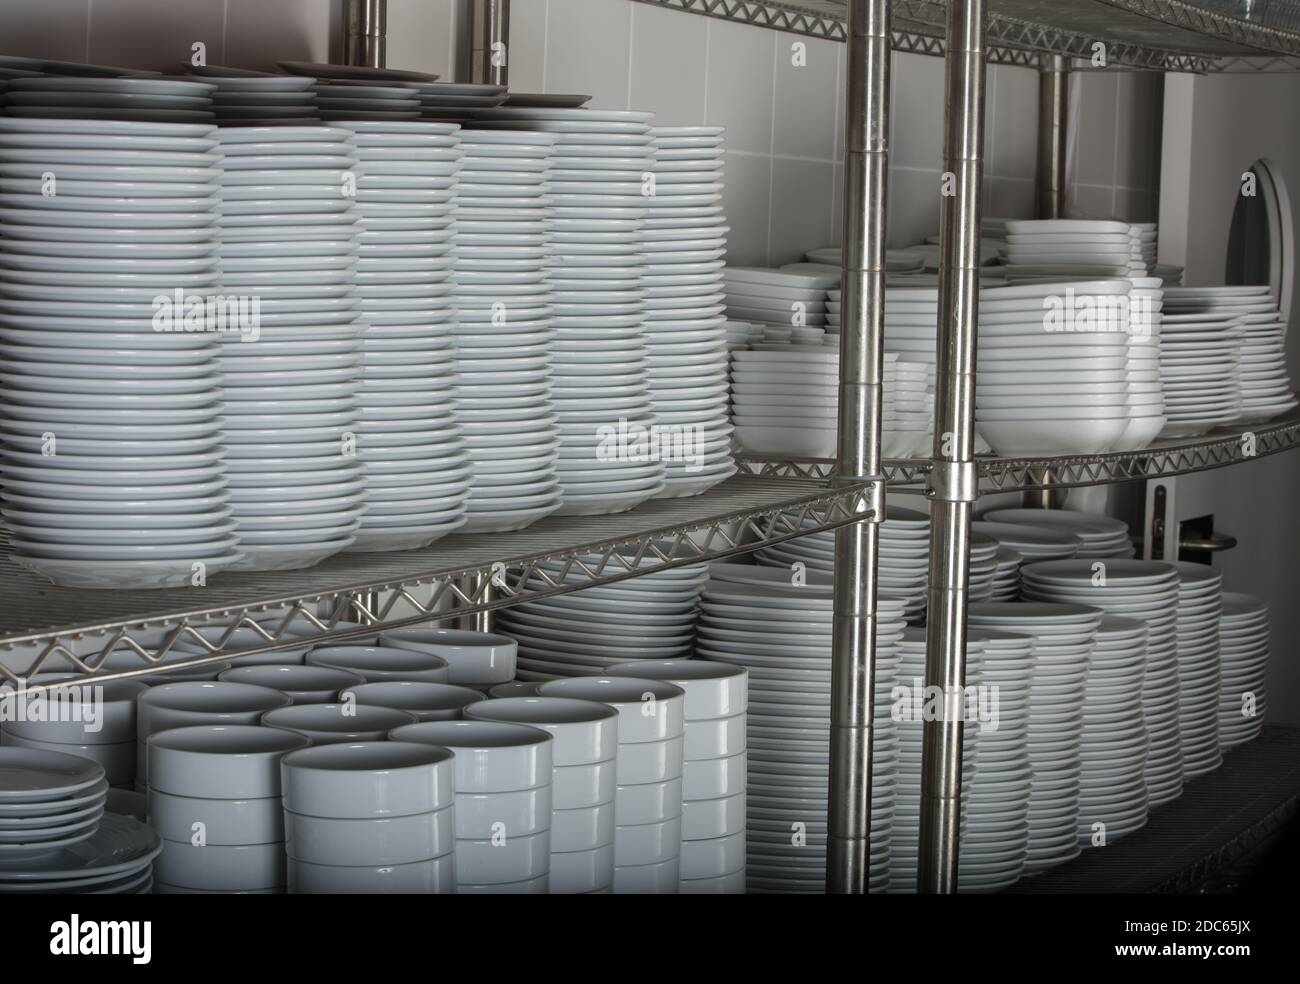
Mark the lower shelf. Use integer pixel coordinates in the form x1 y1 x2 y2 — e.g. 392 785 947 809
1012 726 1300 893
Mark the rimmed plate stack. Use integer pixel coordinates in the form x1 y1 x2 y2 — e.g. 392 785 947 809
1018 560 1185 809
1001 219 1134 281
1075 615 1150 848
1218 592 1270 749
213 125 368 570
723 266 836 329
0 748 160 894
405 81 508 121
695 564 908 893
189 66 319 126
967 601 1101 874
1169 562 1224 778
643 125 735 497
4 76 216 124
472 106 667 514
1130 222 1157 274
982 508 1133 559
1156 304 1245 437
335 120 471 549
311 80 420 121
452 128 562 532
0 116 243 588
730 346 838 457
991 548 1024 601
972 521 1079 565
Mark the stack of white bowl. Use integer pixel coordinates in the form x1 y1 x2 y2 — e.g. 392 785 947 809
0 117 241 589
982 508 1134 559
136 681 290 793
972 521 1081 565
473 106 667 514
991 547 1024 601
190 67 319 126
452 128 563 531
213 126 366 570
537 676 687 894
1019 560 1185 808
967 601 1102 873
730 346 837 457
609 659 747 893
644 126 735 497
1169 562 1224 778
1075 616 1150 846
1218 592 1270 748
341 680 486 721
498 554 707 679
0 676 145 788
379 627 518 689
312 80 420 121
1002 220 1134 280
696 564 908 893
723 266 836 328
220 664 365 704
148 725 308 894
3 76 216 124
393 719 554 893
466 696 619 893
262 701 416 744
283 741 457 893
1156 306 1245 437
307 643 451 684
336 120 471 549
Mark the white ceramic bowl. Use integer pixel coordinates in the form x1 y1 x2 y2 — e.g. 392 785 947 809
605 659 747 719
553 758 618 809
455 828 551 885
682 712 747 761
612 856 681 893
549 843 615 894
457 873 550 894
306 645 450 683
679 829 745 879
616 734 686 785
279 741 456 819
284 804 455 866
218 664 365 704
147 724 310 798
261 703 417 744
614 815 684 866
1 675 146 744
153 839 285 891
464 697 619 766
680 790 746 840
287 853 455 894
451 786 553 839
615 776 683 826
138 681 292 738
343 681 485 722
148 788 284 845
0 731 134 785
537 677 686 743
388 719 552 792
379 627 518 684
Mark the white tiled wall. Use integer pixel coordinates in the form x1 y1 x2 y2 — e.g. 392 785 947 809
0 0 1162 259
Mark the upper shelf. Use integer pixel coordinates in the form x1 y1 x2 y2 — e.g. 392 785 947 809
632 0 1300 71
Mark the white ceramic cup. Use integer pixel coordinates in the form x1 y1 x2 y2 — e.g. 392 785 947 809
280 741 456 819
261 702 417 744
464 697 619 766
379 627 518 684
147 724 310 798
388 719 552 793
605 660 748 719
537 677 686 743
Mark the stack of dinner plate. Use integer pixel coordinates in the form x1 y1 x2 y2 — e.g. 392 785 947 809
213 126 367 569
311 81 419 121
1157 305 1245 437
499 551 708 679
972 521 1080 563
1152 263 1184 286
1001 220 1134 280
405 81 508 120
643 126 734 497
0 117 243 588
1170 562 1224 777
991 547 1024 601
3 76 215 124
1217 592 1270 748
1019 560 1184 808
452 128 562 531
724 266 837 329
334 120 471 548
981 509 1133 559
1129 223 1157 274
1075 616 1150 847
189 66 319 125
968 534 1002 603
472 106 667 514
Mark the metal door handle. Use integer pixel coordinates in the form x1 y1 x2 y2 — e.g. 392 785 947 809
1179 532 1238 553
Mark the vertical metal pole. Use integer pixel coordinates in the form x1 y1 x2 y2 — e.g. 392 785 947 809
919 0 987 894
1036 54 1069 221
343 0 387 68
470 0 511 86
827 0 890 895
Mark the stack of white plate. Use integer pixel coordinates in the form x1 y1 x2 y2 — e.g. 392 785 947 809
991 547 1024 601
404 81 508 120
729 347 836 457
393 719 554 893
1156 307 1245 437
503 93 593 109
753 505 931 622
724 319 763 352
213 126 367 570
473 106 667 514
975 279 1165 455
466 696 619 893
643 126 734 497
190 66 319 126
0 676 146 788
1002 220 1134 280
1152 263 1184 286
283 741 457 893
452 128 562 532
311 80 419 121
695 564 908 893
972 521 1080 564
335 120 471 548
1076 616 1150 847
1218 592 1270 748
0 749 159 894
982 508 1133 559
0 117 243 589
968 534 1002 603
966 601 1102 874
723 266 836 328
539 676 686 894
1164 285 1296 423
148 725 308 894
888 632 981 893
499 553 708 679
4 76 216 124
1019 560 1184 808
1130 223 1157 274
960 628 1034 892
608 659 747 893
1170 562 1224 777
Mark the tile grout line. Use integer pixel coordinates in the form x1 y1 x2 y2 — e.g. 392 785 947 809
540 0 549 92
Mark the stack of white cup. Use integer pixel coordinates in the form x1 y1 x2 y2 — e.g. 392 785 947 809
538 676 687 894
609 659 747 893
282 741 457 893
465 696 619 893
148 725 308 894
392 719 554 893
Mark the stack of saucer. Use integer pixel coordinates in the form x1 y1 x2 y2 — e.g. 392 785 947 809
189 66 319 125
972 521 1080 564
991 548 1024 601
405 81 508 120
982 509 1133 559
1001 220 1134 280
723 266 837 328
4 76 216 124
311 81 419 121
1130 223 1157 274
1170 562 1224 777
1218 592 1270 748
1157 305 1245 437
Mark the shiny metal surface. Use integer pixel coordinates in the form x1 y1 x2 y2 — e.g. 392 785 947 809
343 0 388 68
470 0 512 86
1036 53 1069 220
